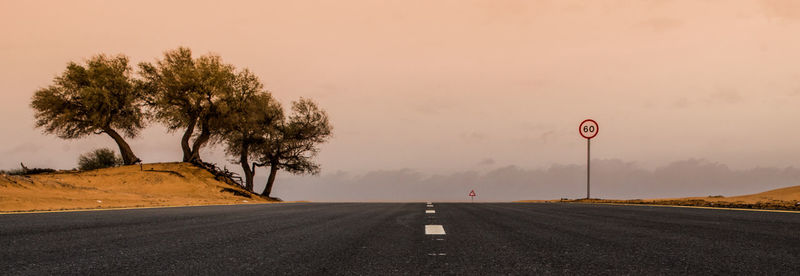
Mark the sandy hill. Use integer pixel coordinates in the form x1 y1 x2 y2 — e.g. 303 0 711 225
0 162 272 212
710 185 800 204
629 185 800 205
521 185 800 210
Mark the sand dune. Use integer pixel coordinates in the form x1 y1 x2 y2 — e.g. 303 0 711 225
0 163 272 212
707 185 800 204
518 185 800 210
635 185 800 204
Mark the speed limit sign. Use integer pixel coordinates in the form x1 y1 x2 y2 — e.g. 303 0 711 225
579 119 598 199
579 119 598 139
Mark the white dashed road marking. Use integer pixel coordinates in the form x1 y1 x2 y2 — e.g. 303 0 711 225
424 203 447 257
425 225 446 235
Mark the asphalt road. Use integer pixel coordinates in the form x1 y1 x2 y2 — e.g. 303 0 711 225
2 203 800 275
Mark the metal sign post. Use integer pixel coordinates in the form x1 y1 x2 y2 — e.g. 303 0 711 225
579 119 598 199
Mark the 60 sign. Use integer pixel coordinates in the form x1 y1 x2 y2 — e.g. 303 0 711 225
579 119 598 139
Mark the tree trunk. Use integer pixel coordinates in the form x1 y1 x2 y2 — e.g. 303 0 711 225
240 142 254 192
104 127 140 165
263 163 279 197
181 116 197 162
188 117 211 163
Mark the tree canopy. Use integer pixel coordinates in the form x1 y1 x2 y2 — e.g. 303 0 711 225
219 69 284 192
30 48 333 198
31 54 145 165
139 47 236 163
254 98 333 197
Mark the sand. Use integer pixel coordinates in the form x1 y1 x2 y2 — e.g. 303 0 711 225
708 185 800 203
518 185 800 210
0 162 273 212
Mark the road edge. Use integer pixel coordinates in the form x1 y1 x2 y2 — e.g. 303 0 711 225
0 201 299 215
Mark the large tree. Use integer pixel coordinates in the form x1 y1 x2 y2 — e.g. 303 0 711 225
139 47 236 163
219 70 283 192
31 54 145 165
254 98 332 197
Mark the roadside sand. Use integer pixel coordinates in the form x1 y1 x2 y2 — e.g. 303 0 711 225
697 185 800 204
0 162 274 212
517 185 800 210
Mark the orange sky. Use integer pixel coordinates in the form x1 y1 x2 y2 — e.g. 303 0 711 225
2 1 800 198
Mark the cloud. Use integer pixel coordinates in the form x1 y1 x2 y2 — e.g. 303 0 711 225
708 88 743 104
538 130 556 144
760 0 800 20
3 142 42 155
672 97 690 108
635 17 683 33
477 158 495 165
272 159 800 202
789 87 800 97
459 131 488 143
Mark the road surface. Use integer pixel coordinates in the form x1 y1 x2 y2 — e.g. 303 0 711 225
2 203 799 274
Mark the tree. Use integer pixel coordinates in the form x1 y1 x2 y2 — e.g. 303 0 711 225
31 54 145 165
254 98 332 197
139 47 236 163
78 148 123 171
219 70 283 192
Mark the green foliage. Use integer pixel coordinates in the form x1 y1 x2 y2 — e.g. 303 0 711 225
218 69 284 191
255 98 333 175
31 54 145 164
220 69 284 160
31 54 146 139
216 73 332 194
139 47 237 162
78 148 123 171
139 47 200 131
27 48 333 188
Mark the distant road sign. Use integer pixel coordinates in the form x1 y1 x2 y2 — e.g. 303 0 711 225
469 190 476 197
579 119 598 199
579 119 599 139
469 190 476 203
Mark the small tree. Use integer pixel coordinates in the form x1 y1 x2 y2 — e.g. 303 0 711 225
219 69 283 192
31 54 145 165
78 148 123 171
139 47 236 163
254 98 332 197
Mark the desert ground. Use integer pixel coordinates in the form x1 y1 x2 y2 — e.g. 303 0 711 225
520 185 800 210
0 163 273 212
5 162 799 212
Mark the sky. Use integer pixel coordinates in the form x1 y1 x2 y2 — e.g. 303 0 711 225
2 0 800 201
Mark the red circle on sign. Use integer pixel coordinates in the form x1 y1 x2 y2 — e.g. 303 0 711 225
579 119 599 139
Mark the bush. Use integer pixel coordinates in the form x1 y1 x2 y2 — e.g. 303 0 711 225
1 163 55 175
78 148 123 171
22 168 56 175
0 168 25 175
